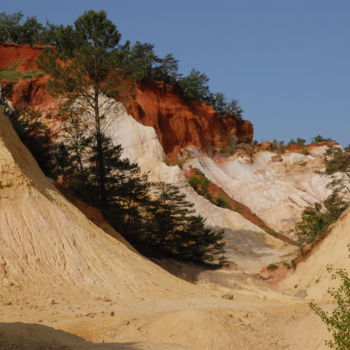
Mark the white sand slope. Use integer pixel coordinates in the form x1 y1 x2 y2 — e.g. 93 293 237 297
0 109 305 350
0 107 340 350
98 99 292 271
186 149 330 234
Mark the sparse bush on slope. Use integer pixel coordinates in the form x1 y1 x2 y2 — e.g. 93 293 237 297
295 145 350 250
310 245 350 350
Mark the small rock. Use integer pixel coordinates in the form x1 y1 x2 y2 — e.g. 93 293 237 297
271 154 282 162
222 293 234 300
295 289 307 299
110 311 115 316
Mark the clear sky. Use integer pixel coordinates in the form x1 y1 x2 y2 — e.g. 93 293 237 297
2 0 350 144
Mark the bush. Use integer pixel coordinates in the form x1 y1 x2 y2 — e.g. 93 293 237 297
188 176 201 190
271 139 285 153
216 194 230 209
267 263 278 270
309 246 350 350
296 203 332 247
311 135 335 143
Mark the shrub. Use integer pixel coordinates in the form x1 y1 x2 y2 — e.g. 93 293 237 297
188 176 201 191
309 247 350 350
267 263 278 271
216 194 230 209
311 135 335 144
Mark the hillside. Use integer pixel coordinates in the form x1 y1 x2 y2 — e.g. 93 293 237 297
0 106 334 350
1 8 349 349
0 43 335 241
0 45 348 349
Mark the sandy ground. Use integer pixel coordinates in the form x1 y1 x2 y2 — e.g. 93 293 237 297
0 109 338 350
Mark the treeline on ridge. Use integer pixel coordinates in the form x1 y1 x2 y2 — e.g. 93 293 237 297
0 10 243 119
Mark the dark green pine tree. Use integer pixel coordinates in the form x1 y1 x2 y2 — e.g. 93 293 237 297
142 182 226 265
37 10 132 210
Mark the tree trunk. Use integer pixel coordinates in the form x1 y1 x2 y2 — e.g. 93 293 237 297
93 87 107 209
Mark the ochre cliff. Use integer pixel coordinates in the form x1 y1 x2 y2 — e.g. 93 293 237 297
129 81 253 158
0 43 253 157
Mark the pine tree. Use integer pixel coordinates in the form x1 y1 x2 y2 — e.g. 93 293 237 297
37 10 133 209
141 182 226 265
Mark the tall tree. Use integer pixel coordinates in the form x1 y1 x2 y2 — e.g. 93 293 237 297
37 10 132 209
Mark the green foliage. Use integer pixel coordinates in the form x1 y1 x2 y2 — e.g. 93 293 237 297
55 129 226 265
296 196 348 249
226 99 244 120
151 53 180 84
324 147 350 178
0 97 55 176
209 92 243 119
296 203 331 247
1 9 245 119
0 11 46 45
188 173 231 210
312 135 335 144
216 194 230 209
271 139 285 153
188 176 201 189
0 63 41 82
267 263 278 271
188 176 209 193
139 182 226 264
296 145 350 250
309 247 350 350
296 137 306 146
282 261 293 269
37 10 134 210
178 69 210 101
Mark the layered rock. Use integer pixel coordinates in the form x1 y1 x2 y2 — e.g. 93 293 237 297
129 81 253 158
185 148 331 234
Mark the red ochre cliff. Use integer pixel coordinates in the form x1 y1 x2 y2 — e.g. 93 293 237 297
130 81 253 158
0 43 253 157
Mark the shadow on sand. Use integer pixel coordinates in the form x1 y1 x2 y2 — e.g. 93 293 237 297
0 322 188 350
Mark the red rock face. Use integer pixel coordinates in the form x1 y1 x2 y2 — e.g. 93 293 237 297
285 141 339 154
130 81 253 158
0 42 42 71
0 43 56 112
0 43 254 157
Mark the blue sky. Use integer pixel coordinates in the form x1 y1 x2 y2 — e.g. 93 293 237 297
2 0 350 144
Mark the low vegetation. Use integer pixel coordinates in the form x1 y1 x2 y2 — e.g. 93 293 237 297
310 245 350 350
295 145 350 251
188 170 231 210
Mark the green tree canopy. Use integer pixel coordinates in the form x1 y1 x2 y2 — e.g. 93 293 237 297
178 69 210 100
0 11 45 44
